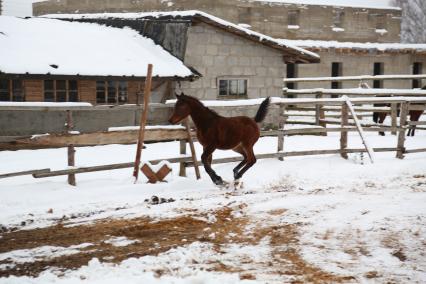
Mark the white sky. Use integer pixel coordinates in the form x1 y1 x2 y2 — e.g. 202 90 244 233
3 0 394 17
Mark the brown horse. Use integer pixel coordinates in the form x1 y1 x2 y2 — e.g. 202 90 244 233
169 93 270 186
373 86 425 137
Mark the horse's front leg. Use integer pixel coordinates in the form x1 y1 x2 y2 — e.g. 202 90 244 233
201 146 223 185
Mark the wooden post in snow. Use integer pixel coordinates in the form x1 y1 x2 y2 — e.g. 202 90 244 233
66 110 76 186
315 93 326 136
340 103 349 159
391 103 398 135
179 140 187 177
396 102 409 159
277 104 285 161
133 64 153 182
184 119 201 180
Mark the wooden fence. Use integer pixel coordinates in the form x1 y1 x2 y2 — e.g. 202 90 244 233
282 74 426 127
1 97 426 184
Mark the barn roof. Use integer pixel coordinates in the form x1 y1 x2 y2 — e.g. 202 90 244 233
45 10 320 64
280 39 426 55
0 16 198 79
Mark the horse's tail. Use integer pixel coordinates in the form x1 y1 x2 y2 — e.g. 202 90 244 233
254 97 270 123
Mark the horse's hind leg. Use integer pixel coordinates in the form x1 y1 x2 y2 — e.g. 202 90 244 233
234 146 256 180
232 145 247 180
201 146 223 185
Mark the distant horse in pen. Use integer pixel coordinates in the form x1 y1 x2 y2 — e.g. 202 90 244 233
373 86 425 136
169 93 270 186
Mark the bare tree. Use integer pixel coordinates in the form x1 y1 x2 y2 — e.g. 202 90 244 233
391 0 426 43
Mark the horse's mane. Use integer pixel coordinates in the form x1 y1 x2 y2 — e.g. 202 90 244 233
181 94 220 117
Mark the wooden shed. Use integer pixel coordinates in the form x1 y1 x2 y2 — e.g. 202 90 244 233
0 16 199 104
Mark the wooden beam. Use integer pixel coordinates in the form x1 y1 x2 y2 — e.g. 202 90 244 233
133 64 153 181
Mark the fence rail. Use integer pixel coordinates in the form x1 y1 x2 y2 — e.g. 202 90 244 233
1 97 425 183
283 74 426 83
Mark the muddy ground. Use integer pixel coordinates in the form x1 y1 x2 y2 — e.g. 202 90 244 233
0 205 354 283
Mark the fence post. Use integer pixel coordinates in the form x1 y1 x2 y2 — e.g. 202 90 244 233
396 102 409 159
391 103 398 135
66 110 76 186
315 93 326 136
340 103 349 159
179 140 187 177
184 119 201 179
277 104 286 161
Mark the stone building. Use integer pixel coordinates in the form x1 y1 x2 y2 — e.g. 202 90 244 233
34 0 401 43
33 0 426 92
49 11 319 100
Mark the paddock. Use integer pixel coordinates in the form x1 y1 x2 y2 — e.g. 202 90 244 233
1 95 426 186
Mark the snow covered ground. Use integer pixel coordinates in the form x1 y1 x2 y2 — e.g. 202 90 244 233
0 131 426 283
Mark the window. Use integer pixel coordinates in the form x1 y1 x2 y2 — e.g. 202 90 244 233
375 14 386 30
96 80 128 104
69 80 78 102
218 78 247 97
373 62 384 88
412 62 423 88
288 10 300 26
331 62 343 94
333 10 345 28
96 81 106 103
0 79 10 101
12 80 24 101
0 79 25 101
56 80 67 102
44 80 79 102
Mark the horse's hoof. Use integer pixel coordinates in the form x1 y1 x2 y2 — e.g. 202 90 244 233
234 179 244 190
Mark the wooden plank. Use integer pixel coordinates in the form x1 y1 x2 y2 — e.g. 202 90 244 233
277 104 285 161
0 168 50 179
184 119 201 180
133 64 153 181
283 74 426 83
179 140 187 177
391 103 398 135
344 98 374 163
396 102 409 159
8 129 188 147
407 121 426 126
405 148 426 154
340 103 348 159
66 111 76 186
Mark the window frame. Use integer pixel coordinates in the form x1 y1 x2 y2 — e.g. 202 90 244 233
43 79 79 102
287 10 300 26
375 14 387 30
333 10 345 28
217 77 248 98
96 80 128 104
0 79 25 101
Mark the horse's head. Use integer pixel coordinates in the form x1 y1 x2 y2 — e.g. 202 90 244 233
168 93 191 124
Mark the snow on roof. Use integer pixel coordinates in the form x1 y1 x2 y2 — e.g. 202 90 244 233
279 39 426 53
45 10 320 63
254 0 400 10
0 16 195 78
